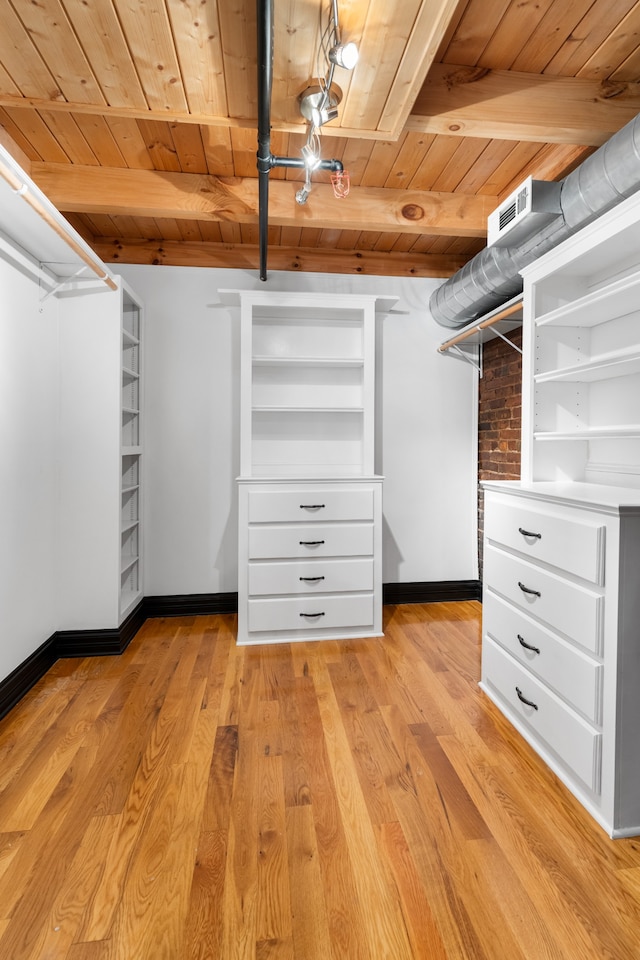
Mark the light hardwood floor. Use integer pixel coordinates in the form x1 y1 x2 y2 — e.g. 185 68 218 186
1 602 640 959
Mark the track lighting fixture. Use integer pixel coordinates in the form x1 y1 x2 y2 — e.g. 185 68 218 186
328 41 359 70
293 0 356 203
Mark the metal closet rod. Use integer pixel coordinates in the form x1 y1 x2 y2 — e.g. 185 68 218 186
0 152 117 292
437 299 523 353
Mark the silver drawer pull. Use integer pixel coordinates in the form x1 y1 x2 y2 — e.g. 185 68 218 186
300 611 325 618
300 540 325 546
515 686 538 710
518 527 541 539
518 581 541 598
300 503 325 509
300 576 325 582
517 634 540 655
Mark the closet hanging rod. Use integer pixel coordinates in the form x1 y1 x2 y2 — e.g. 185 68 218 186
0 150 117 292
437 297 523 353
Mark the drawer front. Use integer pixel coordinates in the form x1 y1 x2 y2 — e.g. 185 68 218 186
248 593 374 633
249 523 373 560
484 544 603 655
249 558 374 596
483 590 602 722
248 487 374 523
485 495 604 584
482 637 601 792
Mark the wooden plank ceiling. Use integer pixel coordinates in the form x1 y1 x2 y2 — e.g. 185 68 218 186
2 0 640 279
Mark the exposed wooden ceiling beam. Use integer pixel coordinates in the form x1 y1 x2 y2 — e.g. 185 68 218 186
4 61 637 147
92 238 469 278
370 0 470 138
31 163 496 237
408 64 640 145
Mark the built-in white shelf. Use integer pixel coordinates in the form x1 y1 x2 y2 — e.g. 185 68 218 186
534 349 640 383
535 268 640 329
252 356 364 368
122 329 139 346
534 425 640 441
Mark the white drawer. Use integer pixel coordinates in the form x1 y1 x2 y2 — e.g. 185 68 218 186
484 544 603 654
485 494 604 584
248 558 373 596
248 523 373 560
248 593 374 633
248 487 374 523
483 590 602 721
482 637 601 792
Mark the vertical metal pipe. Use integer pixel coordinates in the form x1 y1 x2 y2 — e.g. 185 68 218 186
256 0 274 281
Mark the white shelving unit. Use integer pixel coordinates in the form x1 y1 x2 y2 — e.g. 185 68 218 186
231 289 394 645
120 286 143 620
481 191 640 837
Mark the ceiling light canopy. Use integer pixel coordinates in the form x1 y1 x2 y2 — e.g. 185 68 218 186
298 83 343 127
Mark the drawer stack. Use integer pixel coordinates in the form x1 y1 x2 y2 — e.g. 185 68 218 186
481 489 605 797
237 480 382 644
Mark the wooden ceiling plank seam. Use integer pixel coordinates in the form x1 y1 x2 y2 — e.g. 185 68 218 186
428 136 492 193
498 142 593 196
407 135 462 192
0 2 65 100
611 43 640 81
218 221 242 244
579 4 640 80
136 118 182 172
82 211 124 238
169 122 209 175
229 126 261 180
478 0 556 71
0 63 21 98
441 0 512 67
200 125 234 178
166 0 228 116
376 0 473 137
453 138 515 193
477 140 549 200
9 0 106 105
360 134 409 188
110 0 188 112
0 109 42 162
383 132 436 190
71 113 128 168
156 217 185 242
544 0 639 76
0 117 36 169
36 110 99 166
57 0 149 109
198 221 224 243
409 64 640 145
3 107 71 164
175 217 204 242
510 0 602 74
128 215 165 240
217 0 256 121
104 117 155 170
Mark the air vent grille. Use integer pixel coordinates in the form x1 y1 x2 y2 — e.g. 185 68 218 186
488 177 561 247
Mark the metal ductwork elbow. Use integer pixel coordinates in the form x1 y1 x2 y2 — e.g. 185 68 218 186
430 111 640 328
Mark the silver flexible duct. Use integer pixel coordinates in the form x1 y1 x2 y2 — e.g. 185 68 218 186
430 112 640 327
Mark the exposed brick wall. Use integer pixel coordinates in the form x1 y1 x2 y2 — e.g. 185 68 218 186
477 328 522 577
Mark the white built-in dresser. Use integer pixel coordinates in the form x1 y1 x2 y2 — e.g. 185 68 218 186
481 191 640 836
231 290 395 646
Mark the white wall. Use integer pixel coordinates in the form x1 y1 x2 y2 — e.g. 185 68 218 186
0 257 59 679
116 265 479 593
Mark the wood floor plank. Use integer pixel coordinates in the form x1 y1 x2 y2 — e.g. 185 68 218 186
2 603 640 958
